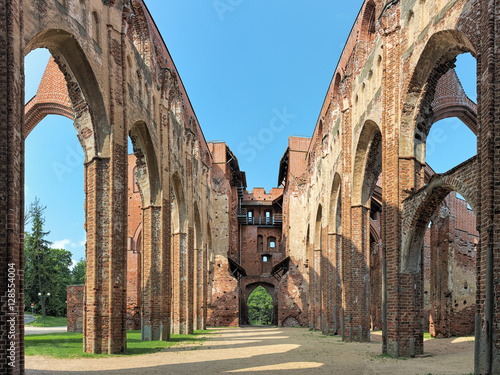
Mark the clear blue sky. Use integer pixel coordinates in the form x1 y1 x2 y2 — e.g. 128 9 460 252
24 1 477 264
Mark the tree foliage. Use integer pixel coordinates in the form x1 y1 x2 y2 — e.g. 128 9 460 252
247 286 273 325
24 198 73 317
71 258 86 285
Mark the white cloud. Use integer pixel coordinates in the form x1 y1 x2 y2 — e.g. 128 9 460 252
69 259 77 271
53 239 71 249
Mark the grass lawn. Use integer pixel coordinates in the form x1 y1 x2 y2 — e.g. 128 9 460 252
25 330 213 359
26 315 67 327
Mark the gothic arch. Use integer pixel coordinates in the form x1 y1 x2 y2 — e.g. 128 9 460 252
24 56 73 139
314 204 323 249
399 29 476 161
129 122 161 206
401 156 478 273
171 171 187 234
328 173 342 235
25 29 110 159
243 282 278 325
352 120 382 207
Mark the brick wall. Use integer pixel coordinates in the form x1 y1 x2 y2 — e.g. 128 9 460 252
66 285 84 333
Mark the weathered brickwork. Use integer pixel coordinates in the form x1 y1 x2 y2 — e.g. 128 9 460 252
66 285 84 333
9 0 220 368
3 0 500 374
272 0 500 373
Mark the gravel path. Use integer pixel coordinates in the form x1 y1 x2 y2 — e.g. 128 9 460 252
25 326 67 335
26 326 474 374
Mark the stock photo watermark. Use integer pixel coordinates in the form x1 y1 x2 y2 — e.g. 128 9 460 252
6 262 17 368
213 0 243 21
425 120 461 158
52 145 85 183
238 106 296 162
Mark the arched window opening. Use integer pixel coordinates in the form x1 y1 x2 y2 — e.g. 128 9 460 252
92 12 101 47
267 237 276 251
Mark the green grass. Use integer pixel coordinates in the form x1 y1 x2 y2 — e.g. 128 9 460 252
25 330 212 359
26 315 67 327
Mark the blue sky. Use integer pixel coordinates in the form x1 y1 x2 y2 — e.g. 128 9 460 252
24 1 477 263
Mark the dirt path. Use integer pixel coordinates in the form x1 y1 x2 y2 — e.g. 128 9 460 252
25 326 67 335
26 327 474 374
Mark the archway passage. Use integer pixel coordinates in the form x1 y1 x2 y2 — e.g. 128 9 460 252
247 286 274 326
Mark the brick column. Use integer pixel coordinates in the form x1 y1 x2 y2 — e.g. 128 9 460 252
195 247 203 331
346 205 371 342
202 243 208 329
429 216 451 338
313 248 322 331
340 103 353 342
326 233 337 334
83 157 127 354
141 206 169 341
476 0 500 372
160 198 172 338
187 227 195 334
0 0 24 372
379 2 426 357
320 226 327 333
171 232 188 334
307 239 315 329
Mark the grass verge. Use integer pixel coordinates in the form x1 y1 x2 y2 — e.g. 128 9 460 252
25 330 213 359
26 315 67 327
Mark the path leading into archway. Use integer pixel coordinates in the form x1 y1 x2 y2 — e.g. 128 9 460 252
26 327 473 374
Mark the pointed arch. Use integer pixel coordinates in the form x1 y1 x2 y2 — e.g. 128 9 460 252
352 120 382 207
171 171 186 233
328 173 342 235
25 29 110 159
399 30 476 161
129 122 161 207
315 204 323 250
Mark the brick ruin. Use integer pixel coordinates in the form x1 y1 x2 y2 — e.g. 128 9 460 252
2 0 500 374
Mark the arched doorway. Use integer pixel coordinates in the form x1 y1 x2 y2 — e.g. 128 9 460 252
242 282 277 326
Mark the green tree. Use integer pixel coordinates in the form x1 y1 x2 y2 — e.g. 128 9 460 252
71 258 86 285
24 198 52 317
247 286 273 325
46 248 72 316
24 198 73 318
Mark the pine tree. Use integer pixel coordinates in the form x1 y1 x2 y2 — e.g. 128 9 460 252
24 198 52 318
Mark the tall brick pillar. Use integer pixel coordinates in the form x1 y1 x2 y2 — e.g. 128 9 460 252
346 205 371 342
187 228 195 334
320 226 328 333
83 157 127 354
429 215 452 338
171 232 188 334
340 101 353 342
307 237 315 329
325 234 337 334
476 0 500 372
0 0 24 372
327 232 342 334
313 249 322 331
380 2 425 357
141 206 170 341
202 243 208 329
194 246 203 331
